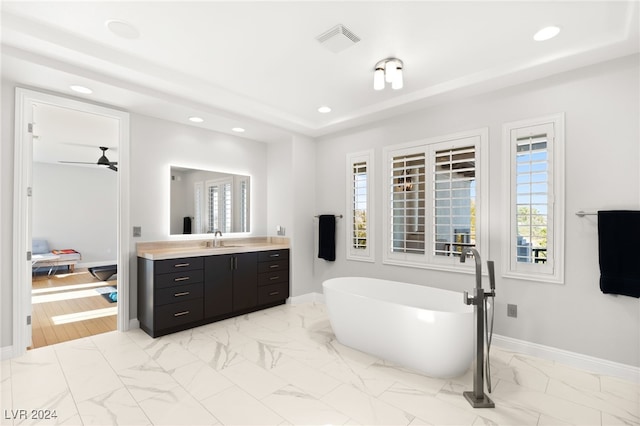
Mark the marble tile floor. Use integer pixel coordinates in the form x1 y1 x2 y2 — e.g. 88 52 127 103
1 301 638 426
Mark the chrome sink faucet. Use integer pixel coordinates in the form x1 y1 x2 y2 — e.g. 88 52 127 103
213 230 222 247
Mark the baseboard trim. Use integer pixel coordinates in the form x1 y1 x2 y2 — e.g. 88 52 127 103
1 345 15 361
128 318 140 330
287 292 325 304
493 334 640 383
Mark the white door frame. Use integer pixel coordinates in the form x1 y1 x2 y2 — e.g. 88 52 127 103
13 87 130 356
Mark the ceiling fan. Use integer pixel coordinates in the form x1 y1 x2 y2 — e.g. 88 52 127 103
59 146 118 172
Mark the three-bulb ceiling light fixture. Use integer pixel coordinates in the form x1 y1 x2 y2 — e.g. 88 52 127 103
374 58 404 90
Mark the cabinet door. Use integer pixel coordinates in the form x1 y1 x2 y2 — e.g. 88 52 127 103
233 252 258 311
204 255 233 318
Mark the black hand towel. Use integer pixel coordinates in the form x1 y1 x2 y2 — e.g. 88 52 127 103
318 215 336 261
598 210 640 297
183 216 192 234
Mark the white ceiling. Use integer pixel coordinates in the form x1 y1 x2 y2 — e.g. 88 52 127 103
32 102 119 167
2 1 639 144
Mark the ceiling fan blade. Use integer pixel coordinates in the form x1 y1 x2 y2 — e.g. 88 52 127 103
59 161 97 164
59 147 118 169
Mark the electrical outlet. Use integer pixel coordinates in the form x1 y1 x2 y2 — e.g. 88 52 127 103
507 304 518 318
133 226 142 237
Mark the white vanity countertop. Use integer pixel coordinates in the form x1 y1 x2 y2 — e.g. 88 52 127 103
137 237 290 261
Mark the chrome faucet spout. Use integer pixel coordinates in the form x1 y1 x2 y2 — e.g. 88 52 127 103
213 230 222 247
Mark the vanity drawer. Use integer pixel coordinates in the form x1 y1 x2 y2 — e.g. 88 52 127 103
155 283 203 306
155 269 204 289
155 299 203 330
258 250 289 262
258 260 288 274
258 271 289 286
257 282 289 305
155 257 203 274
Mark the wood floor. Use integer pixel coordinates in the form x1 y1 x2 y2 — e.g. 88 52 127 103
31 268 117 349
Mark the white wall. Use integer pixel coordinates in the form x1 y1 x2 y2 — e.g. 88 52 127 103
314 54 640 367
265 135 317 297
32 162 117 266
1 81 15 348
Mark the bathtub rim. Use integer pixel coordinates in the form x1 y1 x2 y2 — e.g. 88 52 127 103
322 276 474 315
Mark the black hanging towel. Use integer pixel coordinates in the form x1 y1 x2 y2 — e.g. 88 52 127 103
318 215 336 261
598 210 640 297
183 216 192 234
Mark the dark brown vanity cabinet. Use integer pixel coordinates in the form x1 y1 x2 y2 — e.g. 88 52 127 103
138 256 205 337
138 248 289 338
204 252 258 318
257 249 290 305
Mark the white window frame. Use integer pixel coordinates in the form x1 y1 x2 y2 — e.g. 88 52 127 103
382 128 489 272
346 150 374 262
502 113 565 284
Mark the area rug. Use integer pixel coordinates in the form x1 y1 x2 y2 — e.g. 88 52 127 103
95 286 118 303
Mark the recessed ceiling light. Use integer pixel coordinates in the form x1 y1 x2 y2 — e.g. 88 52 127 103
318 106 332 113
105 19 140 39
232 127 245 133
533 26 560 41
189 116 204 123
70 85 93 94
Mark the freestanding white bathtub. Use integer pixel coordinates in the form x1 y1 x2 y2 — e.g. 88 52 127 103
323 276 474 378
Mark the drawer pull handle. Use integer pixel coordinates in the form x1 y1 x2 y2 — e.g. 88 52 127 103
174 310 190 317
174 291 190 297
174 277 190 282
269 265 279 269
269 276 280 281
269 254 280 257
174 263 190 268
269 291 280 296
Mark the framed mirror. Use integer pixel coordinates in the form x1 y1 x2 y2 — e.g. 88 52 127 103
170 166 250 235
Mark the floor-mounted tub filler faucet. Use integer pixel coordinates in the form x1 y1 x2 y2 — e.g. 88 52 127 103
460 247 496 408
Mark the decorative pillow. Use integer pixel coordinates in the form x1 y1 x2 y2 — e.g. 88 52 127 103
32 239 50 254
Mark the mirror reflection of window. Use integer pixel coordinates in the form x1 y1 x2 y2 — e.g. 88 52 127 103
206 178 232 233
169 166 250 235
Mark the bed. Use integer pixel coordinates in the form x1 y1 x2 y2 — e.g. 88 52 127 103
32 239 81 275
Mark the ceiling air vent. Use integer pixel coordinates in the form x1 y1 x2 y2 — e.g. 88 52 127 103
316 24 360 53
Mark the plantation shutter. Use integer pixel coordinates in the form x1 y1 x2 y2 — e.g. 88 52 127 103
390 152 426 254
433 145 476 257
352 161 368 250
515 133 549 264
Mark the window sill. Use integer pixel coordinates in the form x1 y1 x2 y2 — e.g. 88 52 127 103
383 258 481 275
502 271 564 285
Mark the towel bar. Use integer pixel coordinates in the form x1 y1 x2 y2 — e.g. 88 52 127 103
314 214 343 219
575 211 597 217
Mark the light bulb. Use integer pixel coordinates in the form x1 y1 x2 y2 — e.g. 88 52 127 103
385 60 397 83
392 67 403 90
373 68 385 90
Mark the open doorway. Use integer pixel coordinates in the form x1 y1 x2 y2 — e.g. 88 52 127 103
13 88 130 355
29 102 119 348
